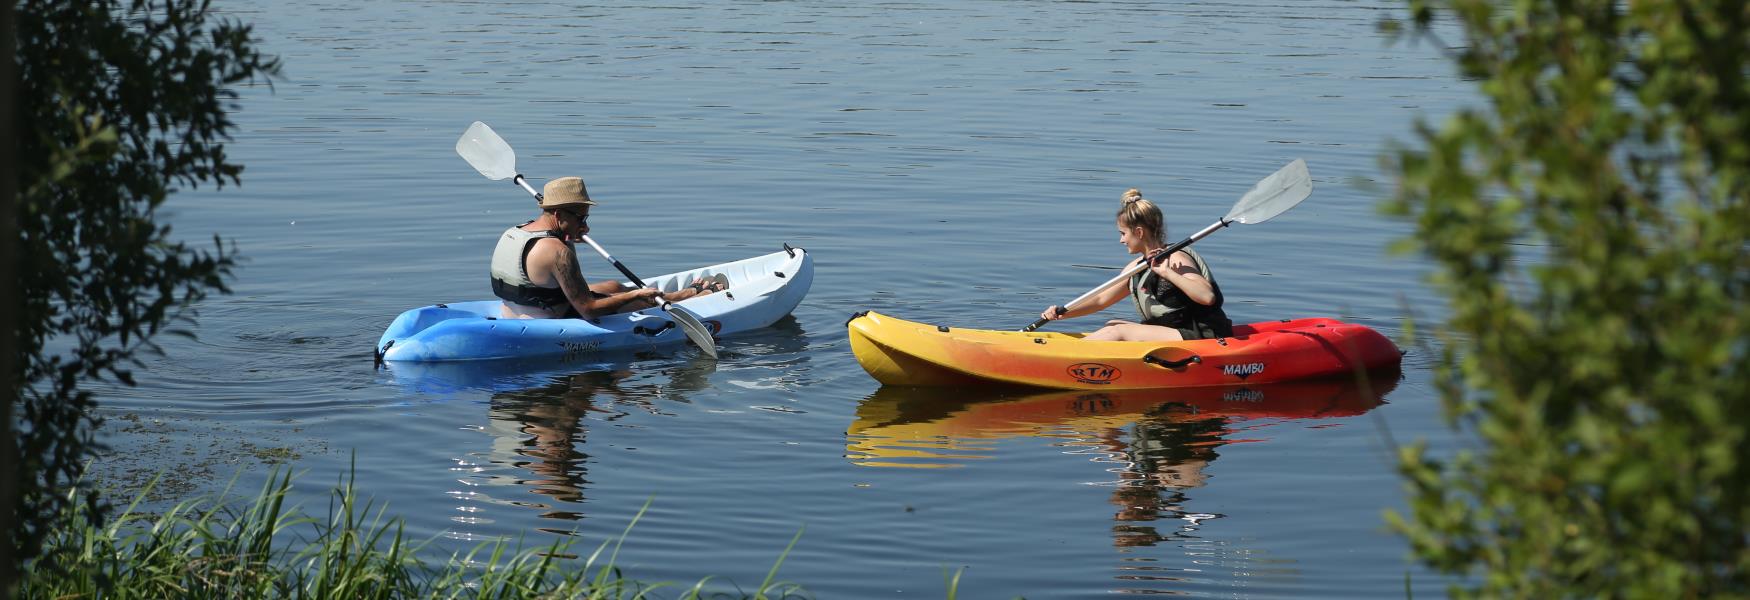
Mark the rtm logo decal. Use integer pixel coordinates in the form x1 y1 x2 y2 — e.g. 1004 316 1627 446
1067 363 1121 385
1221 362 1266 380
704 320 724 335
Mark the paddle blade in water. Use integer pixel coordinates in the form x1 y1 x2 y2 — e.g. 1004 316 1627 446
1224 158 1311 224
456 121 518 180
666 304 720 359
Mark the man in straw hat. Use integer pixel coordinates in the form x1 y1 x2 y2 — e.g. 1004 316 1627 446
489 176 723 319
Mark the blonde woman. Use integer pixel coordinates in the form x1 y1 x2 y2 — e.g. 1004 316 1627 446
1038 189 1234 341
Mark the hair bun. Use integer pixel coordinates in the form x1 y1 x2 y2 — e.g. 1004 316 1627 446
1121 188 1144 204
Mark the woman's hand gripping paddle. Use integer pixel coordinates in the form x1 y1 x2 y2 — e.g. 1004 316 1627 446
456 121 720 359
1023 159 1314 332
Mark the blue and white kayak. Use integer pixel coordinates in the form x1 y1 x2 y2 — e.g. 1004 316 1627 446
376 245 812 362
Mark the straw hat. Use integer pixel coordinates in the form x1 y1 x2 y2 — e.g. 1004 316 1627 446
540 177 596 208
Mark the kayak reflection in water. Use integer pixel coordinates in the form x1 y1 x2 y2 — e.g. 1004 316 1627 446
1038 188 1234 341
489 176 725 320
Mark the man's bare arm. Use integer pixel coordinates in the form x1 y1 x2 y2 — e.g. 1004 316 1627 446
553 245 659 317
551 246 599 318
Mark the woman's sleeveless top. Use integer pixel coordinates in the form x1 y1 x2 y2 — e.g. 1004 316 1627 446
1129 248 1234 339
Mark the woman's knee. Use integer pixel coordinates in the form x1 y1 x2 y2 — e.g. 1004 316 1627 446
1086 325 1123 341
1098 323 1182 342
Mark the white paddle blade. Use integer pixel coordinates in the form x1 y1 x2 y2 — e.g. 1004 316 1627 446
665 305 720 359
456 121 519 181
1224 159 1312 224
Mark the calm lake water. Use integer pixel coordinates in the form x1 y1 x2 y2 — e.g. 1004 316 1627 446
90 0 1472 597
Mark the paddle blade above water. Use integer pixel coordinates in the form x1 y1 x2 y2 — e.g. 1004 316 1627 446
456 121 518 181
1224 158 1312 225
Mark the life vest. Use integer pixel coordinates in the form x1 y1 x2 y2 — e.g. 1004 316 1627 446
489 223 570 311
1130 247 1233 338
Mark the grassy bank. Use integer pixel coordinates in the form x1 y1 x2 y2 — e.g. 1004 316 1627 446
19 470 808 599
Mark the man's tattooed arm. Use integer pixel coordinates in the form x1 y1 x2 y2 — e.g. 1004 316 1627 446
553 247 596 318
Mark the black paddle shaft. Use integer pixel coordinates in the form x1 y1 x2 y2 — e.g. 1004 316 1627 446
604 258 649 289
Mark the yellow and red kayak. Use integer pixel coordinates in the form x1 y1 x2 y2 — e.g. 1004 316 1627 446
847 311 1401 390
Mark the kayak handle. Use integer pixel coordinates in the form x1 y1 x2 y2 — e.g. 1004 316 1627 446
633 321 675 337
373 340 394 368
1142 353 1201 369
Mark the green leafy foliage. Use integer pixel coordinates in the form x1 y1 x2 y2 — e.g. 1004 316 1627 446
1382 0 1749 596
6 0 279 579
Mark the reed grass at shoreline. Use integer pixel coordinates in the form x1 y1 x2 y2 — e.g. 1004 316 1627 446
20 468 811 599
